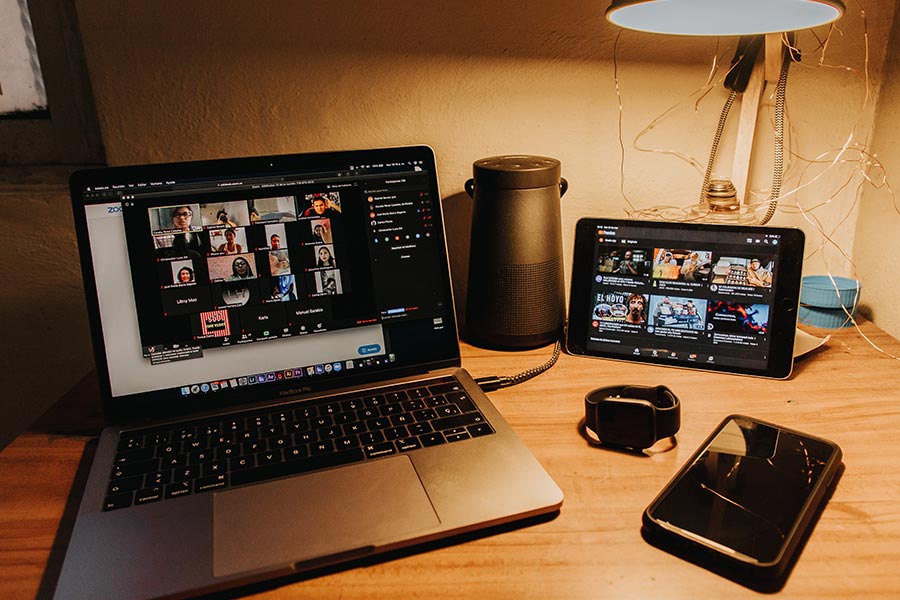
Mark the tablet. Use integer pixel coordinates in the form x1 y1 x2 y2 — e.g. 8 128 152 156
567 218 805 379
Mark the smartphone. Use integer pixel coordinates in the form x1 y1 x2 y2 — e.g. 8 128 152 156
642 415 843 590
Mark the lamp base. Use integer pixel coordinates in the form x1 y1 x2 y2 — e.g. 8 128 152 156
689 203 758 225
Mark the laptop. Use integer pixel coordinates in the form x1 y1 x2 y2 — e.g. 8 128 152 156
55 145 563 599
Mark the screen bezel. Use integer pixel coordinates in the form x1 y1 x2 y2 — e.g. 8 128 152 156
70 146 461 421
566 217 805 379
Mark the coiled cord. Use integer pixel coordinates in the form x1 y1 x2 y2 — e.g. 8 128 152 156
699 90 738 208
475 338 562 392
758 43 791 225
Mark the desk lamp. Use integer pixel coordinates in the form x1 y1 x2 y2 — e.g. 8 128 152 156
606 0 846 224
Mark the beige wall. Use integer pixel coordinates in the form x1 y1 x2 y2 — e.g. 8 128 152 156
70 1 894 325
857 1 900 339
2 1 895 449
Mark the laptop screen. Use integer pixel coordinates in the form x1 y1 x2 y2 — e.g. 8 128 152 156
71 146 460 416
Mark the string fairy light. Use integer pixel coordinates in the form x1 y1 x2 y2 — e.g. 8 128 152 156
610 1 899 360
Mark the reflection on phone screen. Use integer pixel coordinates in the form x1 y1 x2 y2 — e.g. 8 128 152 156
650 416 834 563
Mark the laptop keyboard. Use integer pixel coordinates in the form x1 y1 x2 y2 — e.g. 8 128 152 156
103 377 494 511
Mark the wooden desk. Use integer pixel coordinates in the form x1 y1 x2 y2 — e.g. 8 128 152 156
3 320 900 599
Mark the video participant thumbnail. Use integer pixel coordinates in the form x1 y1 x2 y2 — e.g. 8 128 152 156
170 259 196 285
264 275 298 302
264 224 287 250
267 249 292 276
208 253 258 282
209 227 248 255
249 196 298 223
301 192 342 218
200 201 251 229
648 295 707 330
149 204 203 234
210 280 261 309
708 301 769 335
309 219 333 244
153 232 207 259
195 309 233 339
309 269 342 296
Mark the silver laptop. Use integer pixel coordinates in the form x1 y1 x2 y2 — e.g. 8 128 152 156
56 146 563 599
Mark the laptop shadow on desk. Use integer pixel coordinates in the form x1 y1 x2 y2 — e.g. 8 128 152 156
36 439 99 600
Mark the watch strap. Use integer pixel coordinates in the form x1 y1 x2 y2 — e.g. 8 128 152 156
584 384 680 444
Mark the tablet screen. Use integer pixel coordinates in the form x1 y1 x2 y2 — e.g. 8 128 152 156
567 219 805 378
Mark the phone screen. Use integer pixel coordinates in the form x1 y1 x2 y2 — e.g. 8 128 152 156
645 416 839 564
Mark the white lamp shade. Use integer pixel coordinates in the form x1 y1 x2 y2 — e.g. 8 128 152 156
606 0 845 36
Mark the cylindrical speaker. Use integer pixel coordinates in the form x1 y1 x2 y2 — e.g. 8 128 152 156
464 155 567 349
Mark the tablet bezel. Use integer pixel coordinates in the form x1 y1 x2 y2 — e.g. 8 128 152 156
566 218 804 379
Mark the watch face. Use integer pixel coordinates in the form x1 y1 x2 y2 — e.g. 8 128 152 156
596 399 656 448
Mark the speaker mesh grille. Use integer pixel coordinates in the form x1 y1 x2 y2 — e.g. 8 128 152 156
488 257 563 335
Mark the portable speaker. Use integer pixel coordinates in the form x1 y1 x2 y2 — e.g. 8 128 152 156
464 155 567 349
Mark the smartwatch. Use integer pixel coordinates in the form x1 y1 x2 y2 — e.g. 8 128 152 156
584 385 681 450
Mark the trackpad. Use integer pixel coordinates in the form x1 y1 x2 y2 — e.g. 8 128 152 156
213 456 440 577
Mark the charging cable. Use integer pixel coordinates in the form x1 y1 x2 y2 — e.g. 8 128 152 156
475 339 562 392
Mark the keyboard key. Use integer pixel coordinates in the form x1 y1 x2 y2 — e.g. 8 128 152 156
107 475 143 495
103 492 134 511
145 471 172 486
365 417 390 431
183 438 208 452
195 474 228 493
425 395 448 407
111 458 160 479
216 445 238 460
155 443 181 458
428 382 463 395
384 390 407 403
420 433 445 447
445 392 476 413
284 445 309 461
310 441 334 455
145 432 170 446
396 438 422 452
359 431 385 445
165 481 192 499
189 449 214 464
173 466 199 482
364 443 396 458
436 405 461 418
363 394 385 407
231 456 255 470
402 399 426 411
117 436 143 452
114 447 154 465
445 431 471 442
257 450 283 465
135 486 163 505
334 436 358 450
468 423 494 437
432 412 486 432
413 408 438 422
385 426 407 441
390 413 413 426
201 460 227 477
160 454 186 469
407 422 433 436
